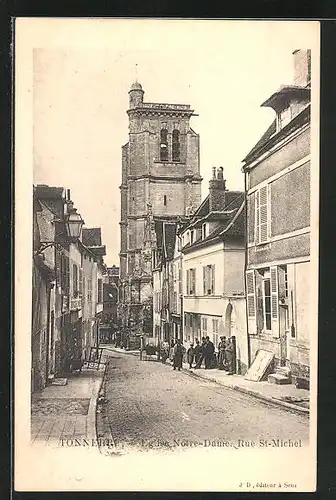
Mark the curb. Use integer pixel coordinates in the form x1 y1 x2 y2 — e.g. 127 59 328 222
102 346 140 357
86 369 105 447
181 367 310 417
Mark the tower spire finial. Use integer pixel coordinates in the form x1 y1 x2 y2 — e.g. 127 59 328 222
135 63 138 82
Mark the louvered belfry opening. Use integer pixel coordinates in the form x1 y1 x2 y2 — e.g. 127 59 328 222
172 129 180 162
160 128 168 161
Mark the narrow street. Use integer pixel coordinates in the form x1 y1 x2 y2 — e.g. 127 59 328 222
98 350 309 454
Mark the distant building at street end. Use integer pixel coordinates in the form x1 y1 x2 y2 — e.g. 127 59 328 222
119 81 202 339
102 265 120 330
242 49 311 383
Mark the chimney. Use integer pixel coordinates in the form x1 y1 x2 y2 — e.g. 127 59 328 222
209 167 226 212
293 49 311 87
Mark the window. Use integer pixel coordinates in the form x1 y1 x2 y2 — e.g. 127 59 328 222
97 278 102 303
186 268 196 295
202 317 208 335
173 291 177 313
262 267 279 334
191 230 195 244
87 277 92 302
212 318 219 333
172 129 180 162
61 255 70 294
263 278 272 331
255 185 269 244
277 106 292 130
202 223 208 240
203 264 215 295
160 128 168 161
72 264 78 297
164 195 167 206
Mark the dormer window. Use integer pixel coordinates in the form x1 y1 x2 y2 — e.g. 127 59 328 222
172 129 180 162
202 223 208 240
160 128 168 161
277 106 292 131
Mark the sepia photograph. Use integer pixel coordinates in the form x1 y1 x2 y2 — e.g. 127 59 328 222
15 18 319 492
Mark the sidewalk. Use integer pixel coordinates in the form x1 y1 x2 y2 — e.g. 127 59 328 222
181 362 310 416
31 364 105 446
102 345 309 416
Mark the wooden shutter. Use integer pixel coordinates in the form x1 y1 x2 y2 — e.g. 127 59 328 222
255 190 260 244
246 270 257 335
270 266 279 336
186 269 189 294
259 185 268 243
65 256 70 294
211 265 215 294
203 266 206 294
191 268 195 294
79 268 83 295
55 250 61 288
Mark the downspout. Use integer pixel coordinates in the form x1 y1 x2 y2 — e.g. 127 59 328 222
243 168 251 367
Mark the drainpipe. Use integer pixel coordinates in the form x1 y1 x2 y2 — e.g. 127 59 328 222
244 168 251 368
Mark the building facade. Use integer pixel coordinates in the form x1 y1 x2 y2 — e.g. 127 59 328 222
119 81 202 336
180 168 248 373
242 49 311 382
32 185 107 391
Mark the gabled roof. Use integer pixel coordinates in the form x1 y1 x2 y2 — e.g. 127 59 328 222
82 228 102 247
243 104 310 165
181 192 245 254
34 185 65 200
243 120 276 162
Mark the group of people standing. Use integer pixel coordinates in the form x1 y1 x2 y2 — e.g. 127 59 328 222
161 336 236 374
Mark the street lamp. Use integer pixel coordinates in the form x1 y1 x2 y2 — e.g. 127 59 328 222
64 209 85 240
34 209 84 255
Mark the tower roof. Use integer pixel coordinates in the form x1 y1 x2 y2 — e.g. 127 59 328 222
129 81 143 91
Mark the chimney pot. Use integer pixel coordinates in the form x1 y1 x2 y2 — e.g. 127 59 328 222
217 167 224 180
212 167 216 179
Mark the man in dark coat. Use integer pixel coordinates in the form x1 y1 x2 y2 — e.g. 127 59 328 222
194 337 206 369
225 338 235 374
173 338 185 371
217 336 227 370
204 336 215 369
193 339 202 366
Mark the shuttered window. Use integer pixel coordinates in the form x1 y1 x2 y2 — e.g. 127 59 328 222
263 278 272 331
255 185 269 244
186 268 196 295
246 270 256 317
203 265 215 295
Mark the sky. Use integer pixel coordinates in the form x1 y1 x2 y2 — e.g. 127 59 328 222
31 19 318 266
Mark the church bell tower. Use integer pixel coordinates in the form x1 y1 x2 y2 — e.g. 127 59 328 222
119 81 202 334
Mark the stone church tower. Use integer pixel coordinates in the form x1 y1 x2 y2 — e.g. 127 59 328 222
119 81 202 337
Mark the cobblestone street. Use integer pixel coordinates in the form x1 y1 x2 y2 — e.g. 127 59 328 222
98 351 309 455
